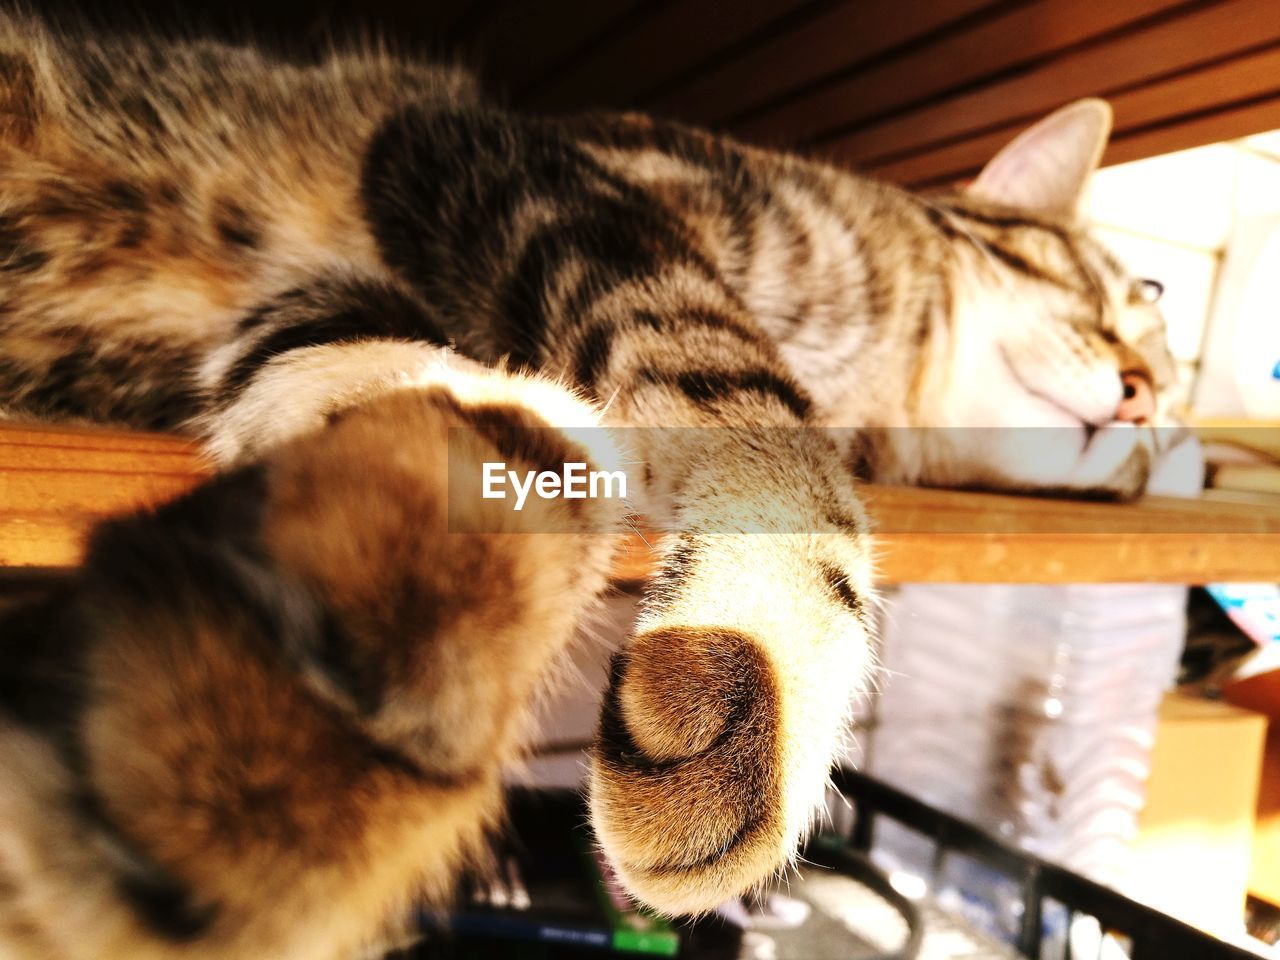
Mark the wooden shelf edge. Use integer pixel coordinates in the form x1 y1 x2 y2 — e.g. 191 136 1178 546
2 422 1279 583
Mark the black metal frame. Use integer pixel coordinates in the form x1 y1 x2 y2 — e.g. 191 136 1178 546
833 766 1258 960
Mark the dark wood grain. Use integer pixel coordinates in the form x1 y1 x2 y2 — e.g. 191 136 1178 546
471 0 649 97
520 0 816 111
862 50 1280 188
642 0 997 126
731 0 1191 147
818 0 1280 179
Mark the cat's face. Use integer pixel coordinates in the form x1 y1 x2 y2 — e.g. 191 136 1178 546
903 100 1188 496
937 198 1176 431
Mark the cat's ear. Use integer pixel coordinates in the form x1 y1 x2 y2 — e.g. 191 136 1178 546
967 99 1112 220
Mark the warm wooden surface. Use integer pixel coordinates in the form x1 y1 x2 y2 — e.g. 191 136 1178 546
817 0 1280 187
4 422 1280 583
864 486 1280 584
0 423 205 568
615 486 1280 583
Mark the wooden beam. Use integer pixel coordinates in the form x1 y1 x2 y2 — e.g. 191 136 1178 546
817 0 1280 176
732 0 1187 148
3 422 1278 584
643 0 994 126
518 0 813 112
0 423 203 569
863 44 1280 188
870 90 1280 189
863 487 1280 584
1105 92 1280 170
467 0 646 97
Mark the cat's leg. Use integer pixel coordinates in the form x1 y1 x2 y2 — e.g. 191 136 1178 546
0 373 623 959
568 289 876 915
354 110 878 915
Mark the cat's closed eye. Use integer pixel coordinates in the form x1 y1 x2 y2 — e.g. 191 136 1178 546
1131 278 1164 304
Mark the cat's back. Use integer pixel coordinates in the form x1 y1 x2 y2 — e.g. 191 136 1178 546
0 15 478 165
0 15 481 289
0 17 902 434
0 18 488 429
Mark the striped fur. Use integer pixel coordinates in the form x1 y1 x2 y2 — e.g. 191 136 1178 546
0 16 1176 956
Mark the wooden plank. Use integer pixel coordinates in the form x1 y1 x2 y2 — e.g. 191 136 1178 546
1103 39 1280 133
864 485 1280 583
877 532 1280 583
618 489 1280 583
866 85 1280 189
520 0 814 112
818 0 1280 174
466 0 646 97
610 496 1280 584
1105 91 1280 169
3 423 1278 584
864 42 1280 187
0 424 204 568
643 0 995 126
733 0 1189 147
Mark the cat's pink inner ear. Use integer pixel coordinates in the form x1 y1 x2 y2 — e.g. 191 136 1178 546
967 99 1113 221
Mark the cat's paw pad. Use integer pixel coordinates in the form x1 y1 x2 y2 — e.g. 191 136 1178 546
589 625 789 916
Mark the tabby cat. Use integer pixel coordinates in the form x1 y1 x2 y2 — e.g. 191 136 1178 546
0 15 1177 959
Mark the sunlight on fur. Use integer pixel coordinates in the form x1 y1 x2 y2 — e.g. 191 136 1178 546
0 12 1185 958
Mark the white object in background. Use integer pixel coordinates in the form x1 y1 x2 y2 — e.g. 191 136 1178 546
865 441 1202 944
1194 213 1280 419
1207 583 1280 650
870 582 1188 880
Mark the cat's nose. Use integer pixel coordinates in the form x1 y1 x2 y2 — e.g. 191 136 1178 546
1115 372 1155 422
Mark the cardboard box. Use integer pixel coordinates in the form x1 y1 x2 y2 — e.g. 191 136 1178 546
1129 693 1267 935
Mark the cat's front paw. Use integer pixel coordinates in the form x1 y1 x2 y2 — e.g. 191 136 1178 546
588 528 874 915
590 625 787 915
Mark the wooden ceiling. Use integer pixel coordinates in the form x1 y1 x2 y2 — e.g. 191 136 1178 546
58 0 1280 186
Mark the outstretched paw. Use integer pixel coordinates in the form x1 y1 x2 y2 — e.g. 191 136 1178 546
591 625 787 915
589 528 874 915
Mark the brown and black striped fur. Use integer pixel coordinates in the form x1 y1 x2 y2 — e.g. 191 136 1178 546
0 14 1179 958
0 386 623 958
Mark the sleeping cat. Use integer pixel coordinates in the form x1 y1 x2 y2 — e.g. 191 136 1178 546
0 15 1177 959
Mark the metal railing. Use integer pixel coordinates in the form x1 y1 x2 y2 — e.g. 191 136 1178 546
833 767 1260 960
